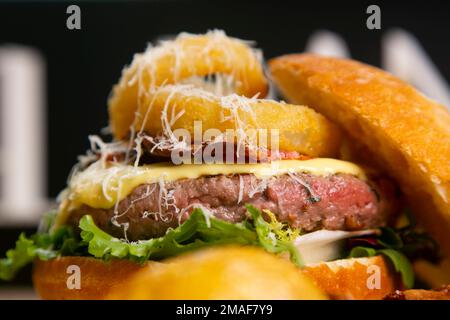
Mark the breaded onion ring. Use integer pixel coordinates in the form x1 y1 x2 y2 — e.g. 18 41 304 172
109 30 268 140
106 246 327 300
130 84 341 158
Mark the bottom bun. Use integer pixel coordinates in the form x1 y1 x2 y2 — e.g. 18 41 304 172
33 256 157 300
33 247 396 300
303 256 398 299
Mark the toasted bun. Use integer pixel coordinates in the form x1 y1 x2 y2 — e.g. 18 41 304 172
303 255 397 300
33 247 396 300
32 256 158 300
269 54 450 257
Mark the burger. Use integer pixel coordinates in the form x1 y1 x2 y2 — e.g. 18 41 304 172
0 31 448 300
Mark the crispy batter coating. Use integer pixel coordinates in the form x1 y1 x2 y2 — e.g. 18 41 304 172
133 84 341 157
269 54 450 257
109 31 268 140
107 246 327 300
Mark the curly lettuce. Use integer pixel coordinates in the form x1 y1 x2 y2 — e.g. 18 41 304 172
0 205 302 281
80 205 303 266
246 205 303 266
0 226 83 280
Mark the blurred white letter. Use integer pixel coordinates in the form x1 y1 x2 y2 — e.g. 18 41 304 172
0 46 47 223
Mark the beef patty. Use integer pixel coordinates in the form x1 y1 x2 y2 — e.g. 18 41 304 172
67 172 397 241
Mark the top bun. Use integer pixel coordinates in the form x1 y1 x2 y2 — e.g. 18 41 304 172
269 54 450 257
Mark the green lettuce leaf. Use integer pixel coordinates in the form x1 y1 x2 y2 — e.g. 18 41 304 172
79 205 302 265
1 205 302 280
378 249 414 289
0 225 79 281
246 205 303 266
348 246 377 258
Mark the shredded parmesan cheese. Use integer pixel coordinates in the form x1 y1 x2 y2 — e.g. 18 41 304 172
248 176 271 198
238 175 244 204
116 30 264 165
287 171 321 202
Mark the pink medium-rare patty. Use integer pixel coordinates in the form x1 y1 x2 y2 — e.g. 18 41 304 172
66 172 397 241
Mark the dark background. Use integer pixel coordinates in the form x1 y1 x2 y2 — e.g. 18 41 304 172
0 0 449 285
1 0 449 198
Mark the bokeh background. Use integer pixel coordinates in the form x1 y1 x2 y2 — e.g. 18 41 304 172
0 0 449 293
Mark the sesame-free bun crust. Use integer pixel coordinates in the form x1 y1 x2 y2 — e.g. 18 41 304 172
269 54 450 257
303 255 397 299
33 256 158 300
33 248 395 300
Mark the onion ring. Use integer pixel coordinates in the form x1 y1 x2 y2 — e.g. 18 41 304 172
132 84 341 158
109 30 268 140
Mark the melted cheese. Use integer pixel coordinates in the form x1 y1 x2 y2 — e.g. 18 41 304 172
66 158 365 209
53 158 374 264
56 158 366 227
